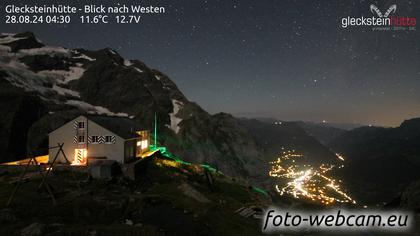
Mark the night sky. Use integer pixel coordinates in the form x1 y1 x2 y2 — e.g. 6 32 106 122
1 0 419 126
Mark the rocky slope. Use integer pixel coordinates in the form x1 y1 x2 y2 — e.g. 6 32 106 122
0 32 337 188
330 119 420 204
294 121 347 145
239 119 338 165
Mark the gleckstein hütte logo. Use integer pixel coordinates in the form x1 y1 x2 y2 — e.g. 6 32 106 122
341 4 416 30
370 4 396 18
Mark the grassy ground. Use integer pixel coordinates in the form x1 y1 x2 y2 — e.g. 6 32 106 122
0 159 271 235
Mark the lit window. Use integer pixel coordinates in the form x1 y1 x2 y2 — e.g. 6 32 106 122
141 139 148 149
73 149 87 165
78 121 85 129
136 139 149 149
78 135 85 143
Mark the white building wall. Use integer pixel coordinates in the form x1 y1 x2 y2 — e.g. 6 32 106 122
48 115 125 164
84 119 125 163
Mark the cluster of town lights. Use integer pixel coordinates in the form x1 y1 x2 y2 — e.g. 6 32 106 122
269 149 356 205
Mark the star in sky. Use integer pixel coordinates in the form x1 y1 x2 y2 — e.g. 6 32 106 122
1 0 419 126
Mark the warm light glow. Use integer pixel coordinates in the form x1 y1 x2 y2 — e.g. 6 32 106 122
0 155 49 165
269 149 356 205
142 139 148 149
137 139 148 149
140 149 159 158
156 159 181 169
72 149 87 165
335 153 345 161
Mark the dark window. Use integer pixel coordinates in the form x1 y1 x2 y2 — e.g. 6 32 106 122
78 121 85 129
78 135 85 143
105 136 113 144
91 136 99 143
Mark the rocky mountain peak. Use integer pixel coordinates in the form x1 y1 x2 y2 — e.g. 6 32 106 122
0 32 44 52
0 32 338 187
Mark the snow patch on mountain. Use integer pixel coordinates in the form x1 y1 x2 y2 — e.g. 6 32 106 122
124 59 133 66
0 35 27 44
3 67 50 94
18 46 70 56
169 99 184 133
38 65 85 84
73 53 96 61
65 100 130 117
0 32 145 125
0 33 87 97
0 54 56 95
52 85 80 98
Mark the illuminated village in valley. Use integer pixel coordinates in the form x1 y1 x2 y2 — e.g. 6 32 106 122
269 149 356 205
